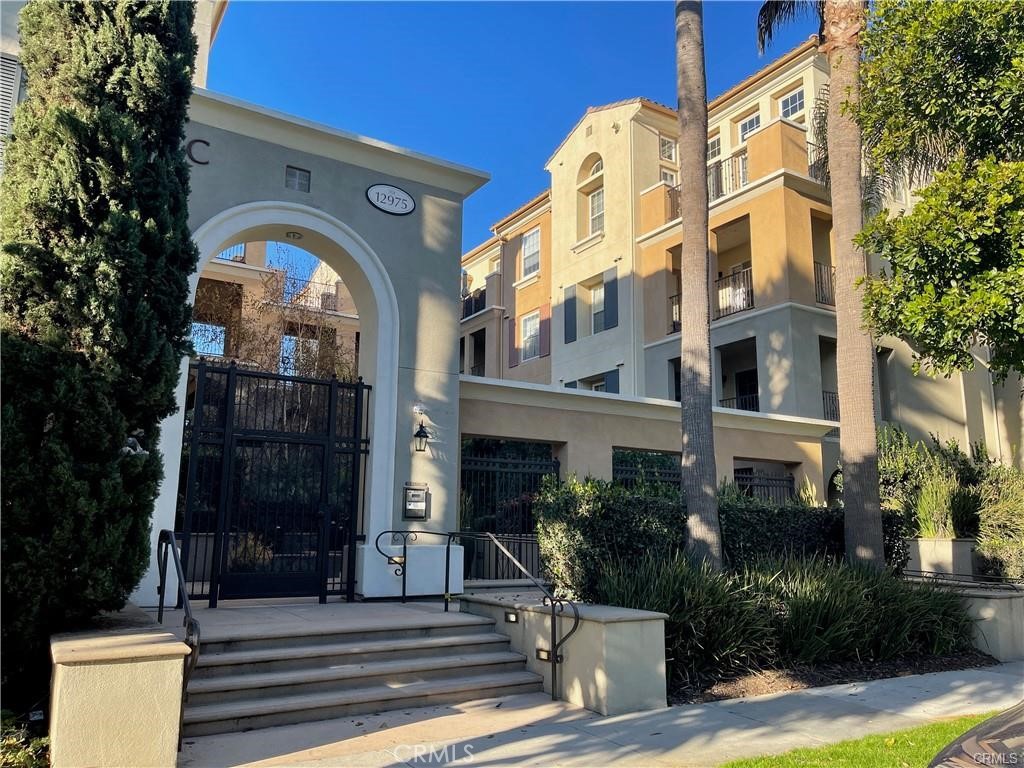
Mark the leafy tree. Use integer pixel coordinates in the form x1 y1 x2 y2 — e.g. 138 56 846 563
676 0 723 569
0 0 198 703
758 0 886 568
856 0 1024 380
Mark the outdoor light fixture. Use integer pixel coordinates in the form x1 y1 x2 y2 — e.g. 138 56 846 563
284 231 303 240
535 648 552 662
413 422 430 452
504 611 518 624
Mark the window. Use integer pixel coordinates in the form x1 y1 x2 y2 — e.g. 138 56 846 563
739 113 761 143
279 334 320 377
779 88 805 119
285 165 311 192
659 136 677 162
190 322 226 357
588 187 605 236
591 381 606 392
521 228 540 278
707 136 721 162
660 168 677 186
589 158 604 175
520 312 540 362
591 282 606 334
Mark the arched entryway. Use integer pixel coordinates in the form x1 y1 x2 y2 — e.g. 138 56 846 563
137 202 400 603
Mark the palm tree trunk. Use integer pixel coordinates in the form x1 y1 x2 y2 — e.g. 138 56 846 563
676 0 722 568
823 0 885 567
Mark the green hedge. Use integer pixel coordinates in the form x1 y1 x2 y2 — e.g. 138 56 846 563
595 554 973 688
535 476 909 601
975 465 1024 580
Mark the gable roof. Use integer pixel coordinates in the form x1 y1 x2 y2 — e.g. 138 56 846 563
545 98 677 168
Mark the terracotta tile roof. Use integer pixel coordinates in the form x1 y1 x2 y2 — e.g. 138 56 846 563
491 189 551 233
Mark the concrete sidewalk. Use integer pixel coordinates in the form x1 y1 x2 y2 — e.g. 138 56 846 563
180 662 1023 767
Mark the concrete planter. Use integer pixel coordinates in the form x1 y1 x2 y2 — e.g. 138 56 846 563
905 537 975 578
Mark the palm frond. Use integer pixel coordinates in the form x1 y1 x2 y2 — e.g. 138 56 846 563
757 0 824 54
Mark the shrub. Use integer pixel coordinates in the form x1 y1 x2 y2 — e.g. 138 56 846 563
0 714 48 768
0 1 199 704
595 553 774 687
534 476 684 601
749 556 972 665
911 467 979 539
595 554 974 690
975 465 1024 579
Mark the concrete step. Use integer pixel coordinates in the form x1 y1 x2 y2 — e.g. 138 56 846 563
199 612 495 655
187 650 529 705
183 670 544 737
192 631 511 678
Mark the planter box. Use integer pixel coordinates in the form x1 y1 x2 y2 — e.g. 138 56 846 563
905 537 975 578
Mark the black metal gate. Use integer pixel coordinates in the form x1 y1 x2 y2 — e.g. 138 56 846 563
459 454 559 580
176 360 370 605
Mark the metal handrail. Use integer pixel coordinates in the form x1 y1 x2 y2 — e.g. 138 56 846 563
373 529 581 702
156 529 201 750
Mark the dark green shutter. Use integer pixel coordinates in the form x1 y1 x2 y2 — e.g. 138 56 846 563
564 285 576 344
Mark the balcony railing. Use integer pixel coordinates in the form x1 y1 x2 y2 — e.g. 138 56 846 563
668 294 681 333
734 470 795 505
462 289 487 319
714 267 754 319
823 390 840 421
806 141 827 183
708 150 748 202
814 261 836 306
719 394 760 412
266 275 344 313
216 243 246 263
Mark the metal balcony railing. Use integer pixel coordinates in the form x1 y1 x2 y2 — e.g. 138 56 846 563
216 243 246 263
668 294 681 333
719 394 760 412
714 267 754 318
814 261 836 306
823 390 840 421
806 141 827 183
265 275 345 313
462 289 487 319
707 150 748 202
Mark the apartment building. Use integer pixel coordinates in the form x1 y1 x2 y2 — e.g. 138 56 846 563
462 37 1022 476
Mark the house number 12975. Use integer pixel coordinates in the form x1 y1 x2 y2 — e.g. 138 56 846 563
366 184 416 216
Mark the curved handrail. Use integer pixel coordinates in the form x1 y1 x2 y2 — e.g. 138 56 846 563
373 528 580 702
156 530 201 750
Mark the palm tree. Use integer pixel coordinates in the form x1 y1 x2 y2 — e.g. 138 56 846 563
758 0 885 567
676 0 723 569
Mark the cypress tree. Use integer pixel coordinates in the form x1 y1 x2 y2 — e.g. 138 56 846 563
0 0 198 703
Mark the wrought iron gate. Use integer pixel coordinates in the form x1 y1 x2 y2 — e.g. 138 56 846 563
176 361 370 605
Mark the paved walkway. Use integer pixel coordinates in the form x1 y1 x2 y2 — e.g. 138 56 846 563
180 662 1023 767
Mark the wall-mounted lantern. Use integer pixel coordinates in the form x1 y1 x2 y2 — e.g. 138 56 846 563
413 422 430 452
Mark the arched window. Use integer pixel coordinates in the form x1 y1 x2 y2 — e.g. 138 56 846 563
577 154 605 239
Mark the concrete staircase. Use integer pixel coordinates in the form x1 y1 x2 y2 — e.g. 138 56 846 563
182 610 541 736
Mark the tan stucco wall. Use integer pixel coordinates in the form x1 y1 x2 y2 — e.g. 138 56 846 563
459 378 830 501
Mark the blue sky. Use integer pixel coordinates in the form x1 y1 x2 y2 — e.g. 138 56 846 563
208 1 816 251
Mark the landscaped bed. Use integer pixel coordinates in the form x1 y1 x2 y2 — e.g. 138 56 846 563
675 650 997 704
718 712 995 768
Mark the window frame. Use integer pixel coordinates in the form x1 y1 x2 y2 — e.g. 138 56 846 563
520 310 541 362
521 227 541 278
659 136 677 163
738 113 761 143
588 187 605 236
707 135 721 162
779 88 805 119
660 167 678 187
285 165 311 192
190 321 227 358
591 282 606 334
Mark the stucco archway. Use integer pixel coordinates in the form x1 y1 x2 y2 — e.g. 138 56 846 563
135 201 400 604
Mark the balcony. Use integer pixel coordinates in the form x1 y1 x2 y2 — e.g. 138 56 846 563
462 288 487 319
814 261 836 306
823 390 840 421
707 150 748 203
267 275 346 314
668 294 681 333
719 394 760 412
713 267 754 319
